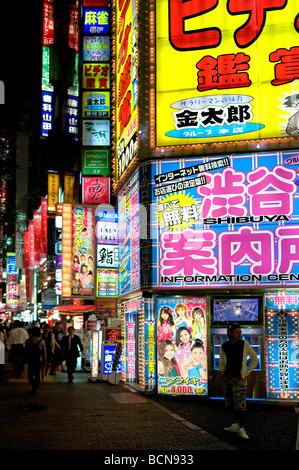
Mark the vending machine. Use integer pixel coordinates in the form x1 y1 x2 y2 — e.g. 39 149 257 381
209 295 266 398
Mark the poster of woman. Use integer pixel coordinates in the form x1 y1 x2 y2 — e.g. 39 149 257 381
71 206 95 297
156 297 208 396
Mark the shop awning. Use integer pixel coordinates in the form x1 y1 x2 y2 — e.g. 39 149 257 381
49 305 95 315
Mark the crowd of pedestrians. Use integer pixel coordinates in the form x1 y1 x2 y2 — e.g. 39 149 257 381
0 318 84 393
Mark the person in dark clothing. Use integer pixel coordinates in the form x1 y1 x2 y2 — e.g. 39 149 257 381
219 322 258 440
61 327 84 383
25 327 46 394
49 321 64 375
41 324 55 379
7 320 29 376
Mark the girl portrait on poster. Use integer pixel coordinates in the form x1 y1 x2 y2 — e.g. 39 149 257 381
173 303 192 331
157 339 180 377
191 306 206 341
180 338 207 380
174 326 192 371
157 306 174 344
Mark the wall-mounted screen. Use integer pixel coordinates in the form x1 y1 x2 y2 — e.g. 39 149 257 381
212 297 262 325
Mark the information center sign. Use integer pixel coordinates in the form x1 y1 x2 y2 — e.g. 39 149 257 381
146 150 299 289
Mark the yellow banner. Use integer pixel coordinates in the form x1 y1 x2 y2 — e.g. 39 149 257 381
47 172 59 213
156 0 299 147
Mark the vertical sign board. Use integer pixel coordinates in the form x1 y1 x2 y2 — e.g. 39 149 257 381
265 291 299 399
6 253 19 310
47 173 59 214
156 297 208 396
144 151 299 290
82 2 111 177
41 1 54 137
115 0 138 181
143 298 156 391
122 298 141 382
67 2 79 139
82 176 110 204
118 169 140 295
62 204 95 299
156 0 299 146
96 206 118 297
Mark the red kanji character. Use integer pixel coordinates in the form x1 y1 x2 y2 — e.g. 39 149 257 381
196 53 250 91
169 0 221 51
98 78 108 88
270 47 299 86
85 78 96 88
227 0 287 48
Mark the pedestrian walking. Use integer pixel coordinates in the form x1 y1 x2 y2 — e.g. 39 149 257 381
0 325 5 381
61 327 84 383
41 324 55 379
25 327 47 394
7 320 29 376
49 321 64 375
219 322 258 440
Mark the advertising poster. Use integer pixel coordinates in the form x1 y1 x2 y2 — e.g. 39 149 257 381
82 148 110 176
102 344 122 374
147 150 299 290
97 244 118 269
6 253 19 310
265 291 299 399
118 170 140 295
82 176 110 204
83 8 110 34
82 91 110 118
157 297 208 396
96 269 118 297
82 119 110 146
83 36 110 62
116 0 138 180
71 205 95 297
156 0 299 146
96 205 118 244
82 63 110 89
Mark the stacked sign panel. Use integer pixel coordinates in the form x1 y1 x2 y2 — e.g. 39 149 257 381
115 0 138 181
41 0 55 137
66 0 80 139
81 0 111 204
265 291 299 399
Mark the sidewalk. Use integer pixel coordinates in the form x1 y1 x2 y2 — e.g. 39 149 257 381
0 363 298 455
0 367 235 453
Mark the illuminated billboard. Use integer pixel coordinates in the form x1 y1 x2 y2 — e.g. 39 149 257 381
82 91 110 118
62 204 95 298
115 0 138 180
139 150 299 290
83 8 110 34
82 176 110 204
82 119 110 146
156 0 299 147
157 297 208 396
118 169 140 295
6 253 19 310
83 36 110 62
82 63 110 89
82 148 110 176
